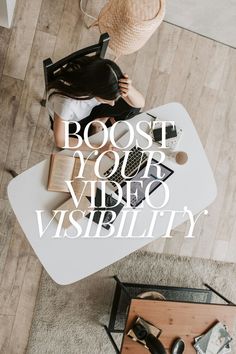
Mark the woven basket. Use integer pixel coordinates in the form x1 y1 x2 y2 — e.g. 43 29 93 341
96 0 165 58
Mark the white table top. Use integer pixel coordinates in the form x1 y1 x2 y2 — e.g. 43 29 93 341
7 103 217 285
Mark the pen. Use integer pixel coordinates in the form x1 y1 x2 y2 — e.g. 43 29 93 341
146 112 157 119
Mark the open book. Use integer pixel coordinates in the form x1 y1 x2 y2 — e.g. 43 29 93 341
48 154 97 196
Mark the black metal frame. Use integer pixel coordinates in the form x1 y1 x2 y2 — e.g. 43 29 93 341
104 275 235 353
108 278 212 334
204 283 235 305
103 325 120 354
40 32 110 106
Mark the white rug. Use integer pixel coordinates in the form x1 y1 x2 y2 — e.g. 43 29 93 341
165 0 236 48
26 252 236 353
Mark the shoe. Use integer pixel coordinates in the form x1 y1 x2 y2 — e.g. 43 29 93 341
171 338 185 354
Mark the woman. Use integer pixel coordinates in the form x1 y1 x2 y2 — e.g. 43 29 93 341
46 57 145 153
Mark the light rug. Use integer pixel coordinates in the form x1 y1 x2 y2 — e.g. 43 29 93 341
26 252 236 353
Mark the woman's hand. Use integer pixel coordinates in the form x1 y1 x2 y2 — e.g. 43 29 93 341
91 117 117 135
119 73 132 98
119 73 145 108
98 142 119 159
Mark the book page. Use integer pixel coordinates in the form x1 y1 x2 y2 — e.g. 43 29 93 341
48 154 75 193
72 158 97 196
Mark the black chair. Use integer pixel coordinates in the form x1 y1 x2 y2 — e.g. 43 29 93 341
40 32 110 107
6 33 110 179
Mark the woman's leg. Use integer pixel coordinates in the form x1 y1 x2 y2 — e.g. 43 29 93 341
67 98 141 138
87 98 141 135
50 97 141 137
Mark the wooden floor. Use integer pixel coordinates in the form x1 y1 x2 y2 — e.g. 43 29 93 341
0 0 236 352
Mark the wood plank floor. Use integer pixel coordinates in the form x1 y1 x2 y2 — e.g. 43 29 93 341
0 0 236 352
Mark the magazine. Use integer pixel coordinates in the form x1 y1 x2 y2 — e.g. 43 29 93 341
195 336 231 354
194 322 232 354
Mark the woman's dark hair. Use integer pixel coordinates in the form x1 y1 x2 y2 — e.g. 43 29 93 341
48 56 124 101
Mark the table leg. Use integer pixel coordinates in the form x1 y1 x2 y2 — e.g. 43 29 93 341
113 276 132 301
204 283 235 305
103 325 120 353
6 169 18 178
40 99 46 107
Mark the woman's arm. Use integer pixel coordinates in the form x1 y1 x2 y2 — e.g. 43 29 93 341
53 114 92 150
119 74 145 108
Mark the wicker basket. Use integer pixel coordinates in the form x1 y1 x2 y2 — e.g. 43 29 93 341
95 0 165 58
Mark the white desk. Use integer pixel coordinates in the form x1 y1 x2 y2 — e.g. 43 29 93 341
7 103 217 285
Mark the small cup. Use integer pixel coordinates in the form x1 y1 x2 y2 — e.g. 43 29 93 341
167 151 188 165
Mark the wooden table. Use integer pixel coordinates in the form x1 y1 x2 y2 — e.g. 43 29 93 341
121 299 236 354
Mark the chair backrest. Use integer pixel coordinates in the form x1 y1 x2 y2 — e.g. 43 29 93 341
43 32 110 94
